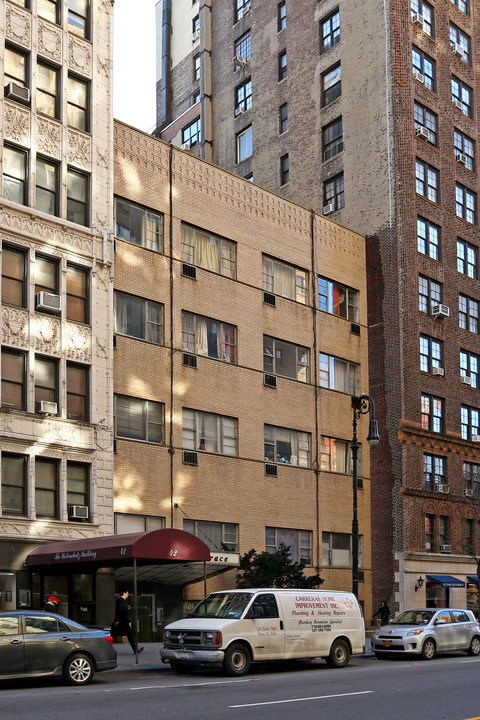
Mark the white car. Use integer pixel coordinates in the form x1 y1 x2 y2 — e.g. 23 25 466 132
372 608 480 660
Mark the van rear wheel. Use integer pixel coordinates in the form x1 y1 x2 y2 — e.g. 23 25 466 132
223 643 251 676
326 639 350 668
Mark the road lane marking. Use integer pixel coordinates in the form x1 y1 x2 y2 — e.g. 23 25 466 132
229 690 373 708
131 679 252 690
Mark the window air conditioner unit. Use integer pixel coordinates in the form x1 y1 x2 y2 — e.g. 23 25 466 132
242 4 251 15
415 126 430 140
438 484 450 494
192 30 200 41
456 153 467 166
234 106 246 117
461 375 472 386
471 434 480 443
450 42 465 59
265 463 278 477
263 291 276 307
413 71 424 84
432 303 449 318
182 352 197 368
464 488 474 498
68 505 89 519
36 291 61 313
37 401 58 415
233 55 248 68
264 373 277 388
432 366 444 377
440 544 451 553
425 542 431 550
323 203 335 215
5 81 30 104
453 99 463 110
180 142 190 150
181 262 197 279
412 13 424 27
183 450 198 465
350 322 361 336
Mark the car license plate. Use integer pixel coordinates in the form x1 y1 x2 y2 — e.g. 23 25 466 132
382 640 392 647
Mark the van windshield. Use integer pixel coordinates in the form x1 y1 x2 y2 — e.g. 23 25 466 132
187 593 253 619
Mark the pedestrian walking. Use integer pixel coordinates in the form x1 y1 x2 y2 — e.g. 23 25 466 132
43 595 61 613
111 588 144 655
373 600 390 626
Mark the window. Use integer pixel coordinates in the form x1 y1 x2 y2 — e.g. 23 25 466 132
412 47 435 91
323 117 343 161
319 353 360 394
320 437 354 474
3 145 27 205
414 102 437 145
415 159 439 203
184 519 238 551
452 77 472 117
36 157 58 216
235 32 251 61
116 513 164 534
420 335 443 373
67 363 88 421
425 514 435 551
439 515 449 547
264 336 309 382
245 172 253 181
424 454 445 491
454 130 474 171
2 245 26 307
182 408 237 456
322 532 362 569
267 527 312 564
236 125 253 162
456 184 476 225
2 349 26 410
457 240 477 278
115 395 164 444
37 62 58 119
280 154 289 185
235 0 251 23
461 405 480 440
35 458 58 518
4 46 28 89
322 64 341 105
411 0 433 35
279 103 288 134
181 223 236 277
192 90 200 105
115 292 163 344
324 173 344 210
417 217 440 259
418 275 442 314
318 276 358 321
35 254 58 295
321 9 340 51
68 0 88 38
278 50 287 81
114 198 163 252
449 0 469 13
67 168 88 226
67 264 88 323
2 453 27 515
450 24 471 64
183 118 201 147
192 15 200 39
465 519 474 554
263 256 307 303
278 1 286 31
35 357 58 407
193 54 200 80
459 294 479 333
38 0 58 23
464 461 480 496
67 75 88 132
182 312 235 363
67 462 89 514
460 350 479 388
264 425 311 467
235 79 252 114
421 393 444 433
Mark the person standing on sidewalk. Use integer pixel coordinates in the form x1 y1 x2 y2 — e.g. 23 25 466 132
111 588 144 655
373 600 390 626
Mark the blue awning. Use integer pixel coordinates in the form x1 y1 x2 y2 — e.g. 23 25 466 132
427 574 465 588
467 576 479 584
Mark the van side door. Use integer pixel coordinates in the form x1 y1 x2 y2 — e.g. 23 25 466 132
247 593 285 660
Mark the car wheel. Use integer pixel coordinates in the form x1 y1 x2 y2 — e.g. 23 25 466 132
63 653 95 685
223 643 251 676
420 638 436 661
326 639 351 668
467 636 480 656
169 662 195 673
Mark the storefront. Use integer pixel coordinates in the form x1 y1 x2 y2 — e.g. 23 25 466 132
425 575 466 608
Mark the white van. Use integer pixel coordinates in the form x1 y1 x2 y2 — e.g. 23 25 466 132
160 588 365 676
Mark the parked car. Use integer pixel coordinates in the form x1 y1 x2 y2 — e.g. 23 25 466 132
372 608 480 660
0 611 117 685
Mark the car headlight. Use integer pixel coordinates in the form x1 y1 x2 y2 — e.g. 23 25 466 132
406 629 424 636
164 630 171 640
203 632 221 646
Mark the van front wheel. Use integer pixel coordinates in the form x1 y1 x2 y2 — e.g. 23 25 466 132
326 639 350 668
223 643 251 676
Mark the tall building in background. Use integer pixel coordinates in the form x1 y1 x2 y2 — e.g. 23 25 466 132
156 0 480 612
0 0 114 617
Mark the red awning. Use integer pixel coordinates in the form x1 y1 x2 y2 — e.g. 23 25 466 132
27 529 211 567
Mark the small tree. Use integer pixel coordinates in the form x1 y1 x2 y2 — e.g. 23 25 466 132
236 543 323 589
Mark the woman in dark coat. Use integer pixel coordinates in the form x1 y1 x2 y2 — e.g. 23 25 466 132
373 600 390 626
111 588 143 654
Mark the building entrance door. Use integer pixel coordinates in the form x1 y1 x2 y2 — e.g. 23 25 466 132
137 594 155 643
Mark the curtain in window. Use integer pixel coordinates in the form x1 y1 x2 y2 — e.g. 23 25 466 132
196 231 220 273
277 528 299 562
194 317 208 355
115 293 129 335
273 262 295 299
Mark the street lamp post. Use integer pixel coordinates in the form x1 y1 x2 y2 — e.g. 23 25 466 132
351 394 381 599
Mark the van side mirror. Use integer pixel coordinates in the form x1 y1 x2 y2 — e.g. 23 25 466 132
246 605 264 619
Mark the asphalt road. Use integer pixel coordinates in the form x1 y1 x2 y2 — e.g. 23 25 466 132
2 651 480 720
